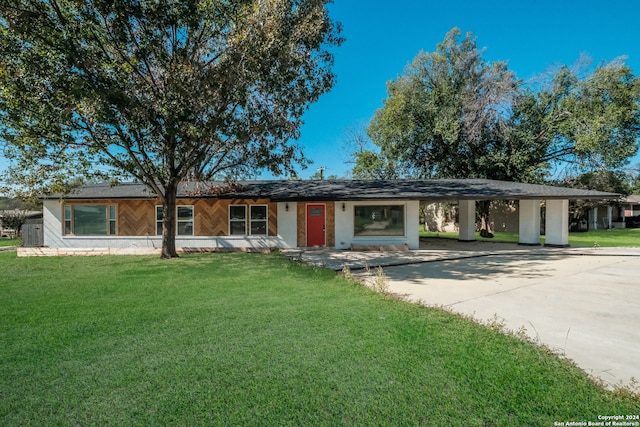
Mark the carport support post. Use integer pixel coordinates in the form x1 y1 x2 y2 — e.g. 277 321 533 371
518 199 541 245
590 207 598 230
545 199 569 247
458 200 476 242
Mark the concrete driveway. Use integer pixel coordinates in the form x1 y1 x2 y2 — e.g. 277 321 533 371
284 241 640 389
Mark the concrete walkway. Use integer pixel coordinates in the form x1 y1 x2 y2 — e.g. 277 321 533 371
282 240 640 389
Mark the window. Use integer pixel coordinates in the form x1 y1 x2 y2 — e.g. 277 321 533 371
64 205 72 235
354 205 404 236
63 204 117 236
177 206 194 236
156 206 163 236
250 205 267 235
229 205 246 235
109 205 116 235
228 205 268 236
156 205 193 236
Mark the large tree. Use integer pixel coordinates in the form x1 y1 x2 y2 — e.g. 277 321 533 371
510 59 640 175
367 28 522 183
363 28 640 234
366 28 523 233
0 0 342 258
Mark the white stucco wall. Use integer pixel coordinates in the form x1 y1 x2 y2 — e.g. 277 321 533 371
334 200 420 250
276 202 298 248
43 199 64 248
545 199 569 246
519 199 541 245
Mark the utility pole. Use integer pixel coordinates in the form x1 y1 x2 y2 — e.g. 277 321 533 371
317 166 326 180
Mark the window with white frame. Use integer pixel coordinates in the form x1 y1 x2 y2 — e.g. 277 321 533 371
250 205 267 235
229 205 246 235
156 205 194 236
228 204 268 236
156 206 163 236
177 206 194 235
63 204 117 235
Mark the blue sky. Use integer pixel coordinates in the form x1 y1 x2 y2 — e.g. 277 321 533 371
1 1 639 182
291 0 640 178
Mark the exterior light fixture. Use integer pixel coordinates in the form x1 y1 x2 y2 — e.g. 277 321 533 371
285 203 289 212
342 203 346 212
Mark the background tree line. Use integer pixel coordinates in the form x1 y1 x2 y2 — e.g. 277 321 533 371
346 28 640 234
350 28 640 185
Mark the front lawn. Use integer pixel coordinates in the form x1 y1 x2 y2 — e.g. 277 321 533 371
0 238 20 247
1 252 637 425
420 228 640 247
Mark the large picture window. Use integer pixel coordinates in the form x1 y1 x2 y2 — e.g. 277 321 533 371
64 204 116 235
354 205 404 236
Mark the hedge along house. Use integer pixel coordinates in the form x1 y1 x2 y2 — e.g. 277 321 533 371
38 179 618 254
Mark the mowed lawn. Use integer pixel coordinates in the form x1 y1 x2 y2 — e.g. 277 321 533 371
0 239 20 247
1 252 638 425
421 228 640 247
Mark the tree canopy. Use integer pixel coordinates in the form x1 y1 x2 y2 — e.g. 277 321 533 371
360 28 640 183
0 0 342 257
355 28 640 234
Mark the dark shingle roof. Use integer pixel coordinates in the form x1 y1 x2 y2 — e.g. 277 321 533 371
46 179 620 202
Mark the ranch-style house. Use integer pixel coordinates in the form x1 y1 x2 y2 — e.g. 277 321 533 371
37 179 618 254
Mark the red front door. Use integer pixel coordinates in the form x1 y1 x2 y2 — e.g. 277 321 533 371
306 204 326 247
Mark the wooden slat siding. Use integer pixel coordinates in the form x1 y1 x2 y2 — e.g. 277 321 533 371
297 202 306 247
193 198 277 237
192 199 217 236
297 202 335 247
66 198 278 238
326 202 335 247
118 200 156 236
267 201 277 237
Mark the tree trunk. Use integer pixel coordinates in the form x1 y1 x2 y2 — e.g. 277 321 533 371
479 200 494 238
161 183 179 258
434 202 443 232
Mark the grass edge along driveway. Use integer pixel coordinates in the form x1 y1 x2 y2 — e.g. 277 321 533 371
420 228 640 247
1 252 638 426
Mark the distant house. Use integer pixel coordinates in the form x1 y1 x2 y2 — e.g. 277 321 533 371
36 179 618 254
586 195 640 230
623 195 640 226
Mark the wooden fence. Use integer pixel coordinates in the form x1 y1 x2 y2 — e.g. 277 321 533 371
22 222 44 247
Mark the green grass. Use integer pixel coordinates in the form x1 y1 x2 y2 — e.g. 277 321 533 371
420 228 640 247
569 228 640 247
1 252 638 425
0 238 20 247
